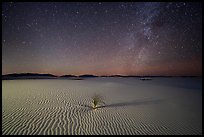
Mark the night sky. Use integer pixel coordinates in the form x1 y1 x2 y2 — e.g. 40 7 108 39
2 2 202 76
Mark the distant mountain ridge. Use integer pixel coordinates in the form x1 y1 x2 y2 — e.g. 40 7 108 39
60 75 77 78
2 73 58 80
2 73 199 80
2 73 99 80
3 73 57 77
78 74 98 78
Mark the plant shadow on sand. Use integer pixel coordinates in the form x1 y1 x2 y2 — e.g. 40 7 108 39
79 98 163 110
98 99 163 109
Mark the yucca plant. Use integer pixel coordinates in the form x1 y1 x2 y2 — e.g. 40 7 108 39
92 94 105 110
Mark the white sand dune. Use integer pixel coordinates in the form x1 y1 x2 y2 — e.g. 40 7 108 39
2 78 202 135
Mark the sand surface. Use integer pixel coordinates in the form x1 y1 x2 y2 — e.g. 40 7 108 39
2 78 202 135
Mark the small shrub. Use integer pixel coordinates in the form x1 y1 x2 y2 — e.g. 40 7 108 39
92 94 105 110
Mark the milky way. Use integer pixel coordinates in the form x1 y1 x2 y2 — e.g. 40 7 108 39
2 2 202 76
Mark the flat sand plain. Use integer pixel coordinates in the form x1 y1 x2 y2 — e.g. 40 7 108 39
2 78 202 135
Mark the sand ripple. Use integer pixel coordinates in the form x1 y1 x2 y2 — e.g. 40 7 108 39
2 79 202 135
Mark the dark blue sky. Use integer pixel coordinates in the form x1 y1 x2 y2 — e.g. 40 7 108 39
2 2 202 76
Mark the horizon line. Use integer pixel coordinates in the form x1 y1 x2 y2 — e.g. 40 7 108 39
2 72 202 77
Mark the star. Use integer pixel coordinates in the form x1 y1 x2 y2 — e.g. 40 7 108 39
2 2 202 76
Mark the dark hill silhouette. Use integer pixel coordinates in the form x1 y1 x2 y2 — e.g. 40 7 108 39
60 75 77 78
78 74 98 78
2 73 58 80
2 73 199 80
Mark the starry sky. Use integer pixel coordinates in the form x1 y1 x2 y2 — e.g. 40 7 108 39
2 2 202 76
